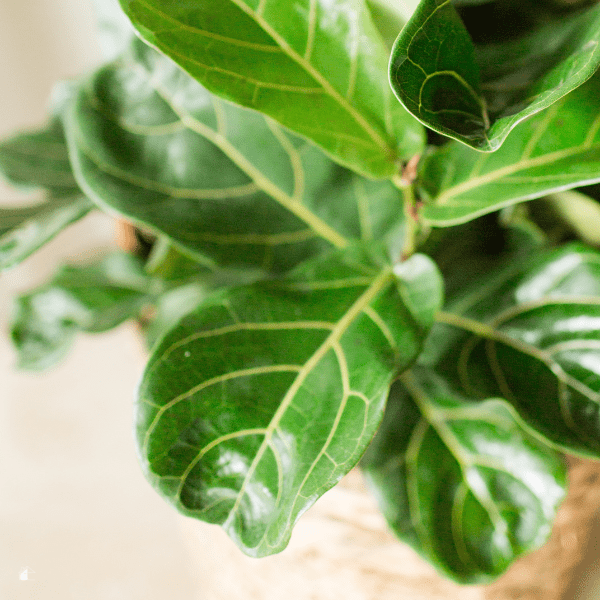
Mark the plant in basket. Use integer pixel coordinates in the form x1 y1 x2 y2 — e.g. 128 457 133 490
3 0 600 591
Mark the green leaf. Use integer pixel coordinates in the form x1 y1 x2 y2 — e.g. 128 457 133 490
142 281 207 350
422 212 543 302
11 252 157 370
362 368 566 583
118 0 424 178
0 118 80 196
390 0 600 150
0 195 93 270
136 244 443 556
546 191 600 247
65 40 406 273
417 73 600 225
142 238 268 348
0 119 94 269
368 0 420 32
426 243 600 457
144 237 213 283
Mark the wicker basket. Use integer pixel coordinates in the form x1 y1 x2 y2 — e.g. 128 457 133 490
179 458 600 600
115 221 600 598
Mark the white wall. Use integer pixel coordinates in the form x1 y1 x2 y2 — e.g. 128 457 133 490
0 2 196 598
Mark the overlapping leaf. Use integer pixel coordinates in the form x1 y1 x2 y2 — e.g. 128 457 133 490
362 368 566 583
136 244 443 556
118 0 424 178
11 252 158 369
390 0 600 150
424 243 600 457
65 39 406 273
417 73 600 225
0 119 94 269
142 238 268 348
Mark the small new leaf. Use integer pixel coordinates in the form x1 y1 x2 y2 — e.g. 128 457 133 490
136 244 443 556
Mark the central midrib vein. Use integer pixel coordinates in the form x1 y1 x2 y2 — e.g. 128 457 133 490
224 265 394 530
137 0 393 157
229 0 392 155
149 84 349 249
434 143 598 205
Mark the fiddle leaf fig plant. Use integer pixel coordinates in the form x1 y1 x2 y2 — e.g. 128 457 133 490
4 0 600 585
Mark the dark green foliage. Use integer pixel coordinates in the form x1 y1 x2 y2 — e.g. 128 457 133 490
3 0 600 584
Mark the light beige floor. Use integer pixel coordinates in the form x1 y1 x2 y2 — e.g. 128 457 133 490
1 1 196 597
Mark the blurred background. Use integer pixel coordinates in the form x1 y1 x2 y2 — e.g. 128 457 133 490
0 1 196 598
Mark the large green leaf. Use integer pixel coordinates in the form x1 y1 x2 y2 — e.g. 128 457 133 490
417 73 600 225
390 0 600 150
118 0 424 178
11 252 158 370
0 118 93 269
424 243 600 457
136 244 443 556
362 368 566 583
65 40 406 273
142 237 268 348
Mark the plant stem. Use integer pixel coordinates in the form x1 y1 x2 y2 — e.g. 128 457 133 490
435 310 496 338
398 369 432 416
392 176 419 261
403 183 418 260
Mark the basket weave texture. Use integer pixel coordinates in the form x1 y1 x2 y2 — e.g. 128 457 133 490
180 458 600 600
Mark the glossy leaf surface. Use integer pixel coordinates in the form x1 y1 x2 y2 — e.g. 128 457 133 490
11 252 157 370
118 0 424 178
136 245 443 556
418 73 600 225
390 0 600 150
66 40 406 273
362 368 566 583
0 119 93 269
426 243 600 456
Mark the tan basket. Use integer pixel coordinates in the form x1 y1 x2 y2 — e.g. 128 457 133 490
179 458 600 600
